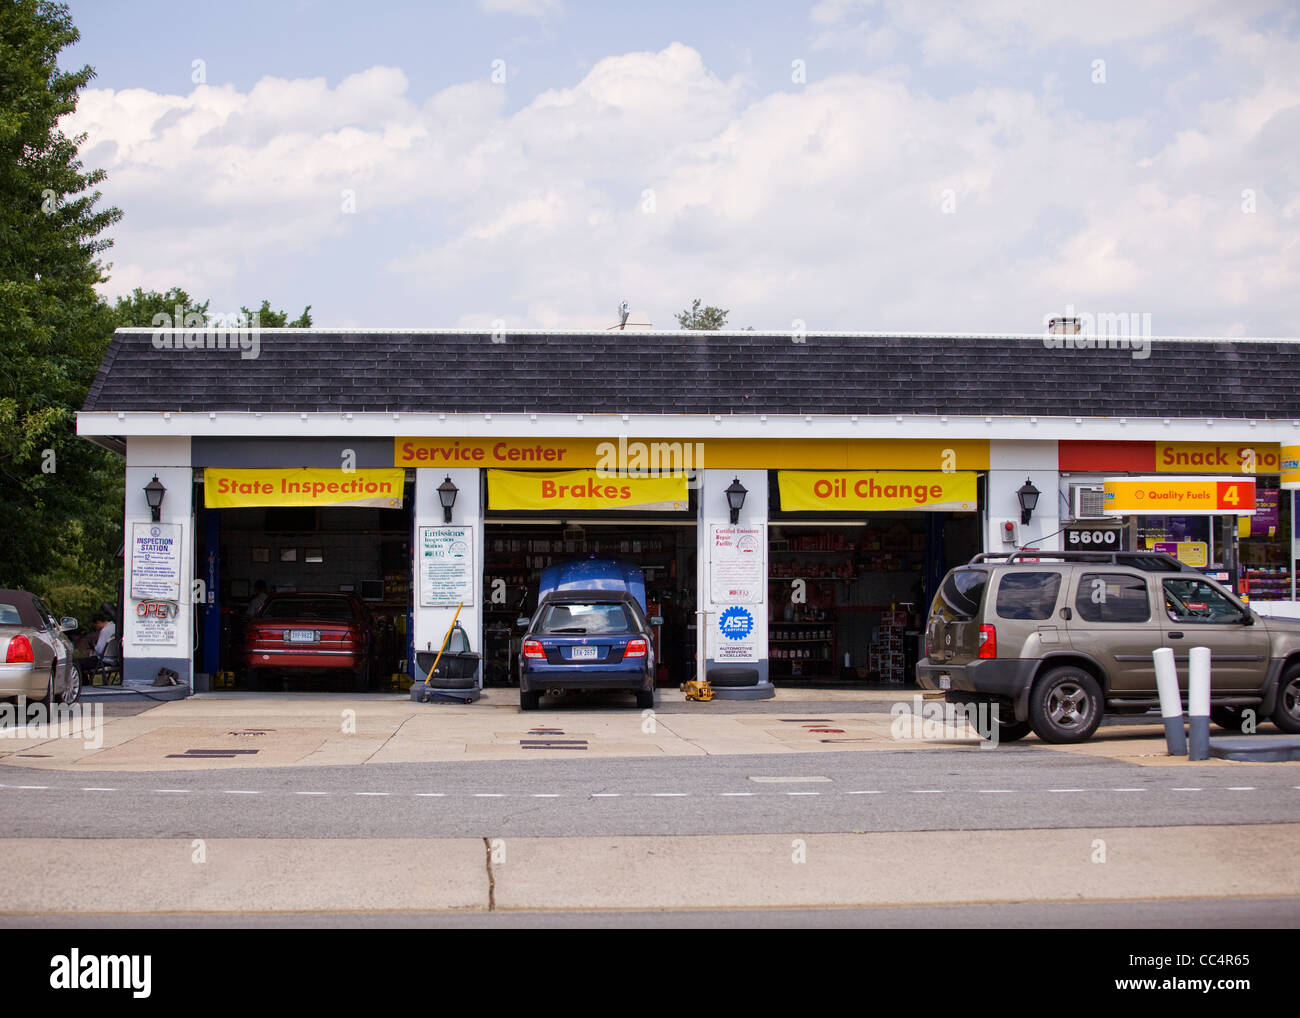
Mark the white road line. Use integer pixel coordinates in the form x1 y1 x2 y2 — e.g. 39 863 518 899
295 791 328 796
415 793 445 797
591 793 620 798
911 790 944 794
651 793 688 797
846 790 883 795
223 790 259 795
356 792 390 796
532 794 562 798
1113 788 1147 792
81 787 116 792
153 789 190 794
1226 786 1256 791
473 793 504 798
720 792 756 796
1049 789 1086 793
1171 787 1202 792
978 790 1014 794
786 791 821 796
13 785 48 790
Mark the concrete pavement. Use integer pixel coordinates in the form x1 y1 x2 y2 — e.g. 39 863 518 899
3 824 1297 914
4 688 1295 771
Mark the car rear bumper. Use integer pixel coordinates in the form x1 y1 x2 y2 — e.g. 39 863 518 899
246 649 360 670
0 663 42 697
520 663 652 692
916 657 1038 700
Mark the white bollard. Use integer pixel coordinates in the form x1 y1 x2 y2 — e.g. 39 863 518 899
1152 647 1186 756
1188 646 1211 761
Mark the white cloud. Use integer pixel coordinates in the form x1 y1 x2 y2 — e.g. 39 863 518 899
64 29 1300 336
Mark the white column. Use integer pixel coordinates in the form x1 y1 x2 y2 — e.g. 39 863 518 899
987 440 1061 552
413 468 483 683
123 437 194 684
698 468 769 684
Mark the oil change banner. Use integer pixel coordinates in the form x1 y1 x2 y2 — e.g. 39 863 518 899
778 471 977 512
204 468 405 509
487 469 688 511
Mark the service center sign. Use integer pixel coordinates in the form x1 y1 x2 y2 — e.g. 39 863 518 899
130 523 182 601
204 468 404 509
778 471 977 512
487 469 688 512
1103 476 1256 516
710 525 765 605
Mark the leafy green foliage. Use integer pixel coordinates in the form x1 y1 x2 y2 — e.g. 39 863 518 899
0 0 122 613
240 299 312 329
675 298 729 330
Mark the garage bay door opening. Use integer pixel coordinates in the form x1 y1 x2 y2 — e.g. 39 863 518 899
197 471 414 693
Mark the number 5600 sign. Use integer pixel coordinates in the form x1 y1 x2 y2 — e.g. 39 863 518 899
1066 529 1118 547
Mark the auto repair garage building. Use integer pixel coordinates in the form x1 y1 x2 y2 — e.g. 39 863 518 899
77 327 1300 696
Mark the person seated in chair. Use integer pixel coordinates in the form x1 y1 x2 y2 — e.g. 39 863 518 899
75 613 117 676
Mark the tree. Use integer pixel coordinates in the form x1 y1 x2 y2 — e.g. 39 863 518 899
113 286 209 327
0 1 122 600
675 298 729 330
240 299 312 328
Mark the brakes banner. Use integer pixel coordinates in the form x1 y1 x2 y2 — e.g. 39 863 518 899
204 468 405 508
778 471 977 511
487 469 688 511
1102 476 1255 516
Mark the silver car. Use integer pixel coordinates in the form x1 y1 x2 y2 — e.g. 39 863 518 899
0 589 81 707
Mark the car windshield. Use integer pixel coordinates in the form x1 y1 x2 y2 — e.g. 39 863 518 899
539 603 635 635
261 598 355 622
0 604 22 626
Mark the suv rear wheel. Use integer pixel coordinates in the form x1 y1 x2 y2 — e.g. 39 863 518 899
1210 705 1253 733
1272 665 1300 734
1028 667 1103 744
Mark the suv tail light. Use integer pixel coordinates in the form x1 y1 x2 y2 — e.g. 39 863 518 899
521 639 545 659
978 624 997 659
624 637 648 658
5 635 34 664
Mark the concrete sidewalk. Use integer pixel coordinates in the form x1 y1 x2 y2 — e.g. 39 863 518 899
1 689 1293 770
3 823 1296 914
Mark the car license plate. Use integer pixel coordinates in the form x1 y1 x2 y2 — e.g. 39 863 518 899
938 674 951 690
570 646 598 660
288 629 317 643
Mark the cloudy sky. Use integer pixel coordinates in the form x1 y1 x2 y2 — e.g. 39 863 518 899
62 0 1299 335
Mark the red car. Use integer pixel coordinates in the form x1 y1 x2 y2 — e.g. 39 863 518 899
244 593 376 691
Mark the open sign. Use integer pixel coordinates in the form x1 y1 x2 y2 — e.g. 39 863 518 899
136 600 179 619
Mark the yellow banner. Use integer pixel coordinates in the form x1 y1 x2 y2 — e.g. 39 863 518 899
1103 476 1255 515
398 437 989 471
778 471 977 512
487 469 689 511
1281 446 1300 489
1156 443 1280 474
204 468 405 509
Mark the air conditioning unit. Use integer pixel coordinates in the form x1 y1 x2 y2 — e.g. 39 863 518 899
1070 484 1108 520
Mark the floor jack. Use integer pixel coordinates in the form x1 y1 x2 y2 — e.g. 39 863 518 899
681 676 714 701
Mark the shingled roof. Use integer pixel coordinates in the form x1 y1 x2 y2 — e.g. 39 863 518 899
81 329 1300 418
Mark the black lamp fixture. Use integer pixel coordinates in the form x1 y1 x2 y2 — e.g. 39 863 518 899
1017 477 1041 525
437 475 459 523
143 475 167 522
724 477 748 525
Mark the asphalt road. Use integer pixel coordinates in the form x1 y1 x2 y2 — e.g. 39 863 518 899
2 748 1297 838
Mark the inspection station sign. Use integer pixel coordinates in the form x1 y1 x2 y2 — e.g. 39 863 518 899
129 522 182 601
203 468 405 509
419 526 475 608
710 525 765 605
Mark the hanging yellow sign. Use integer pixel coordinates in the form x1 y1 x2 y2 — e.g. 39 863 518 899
778 471 977 512
487 469 689 512
1103 476 1255 515
204 468 405 509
